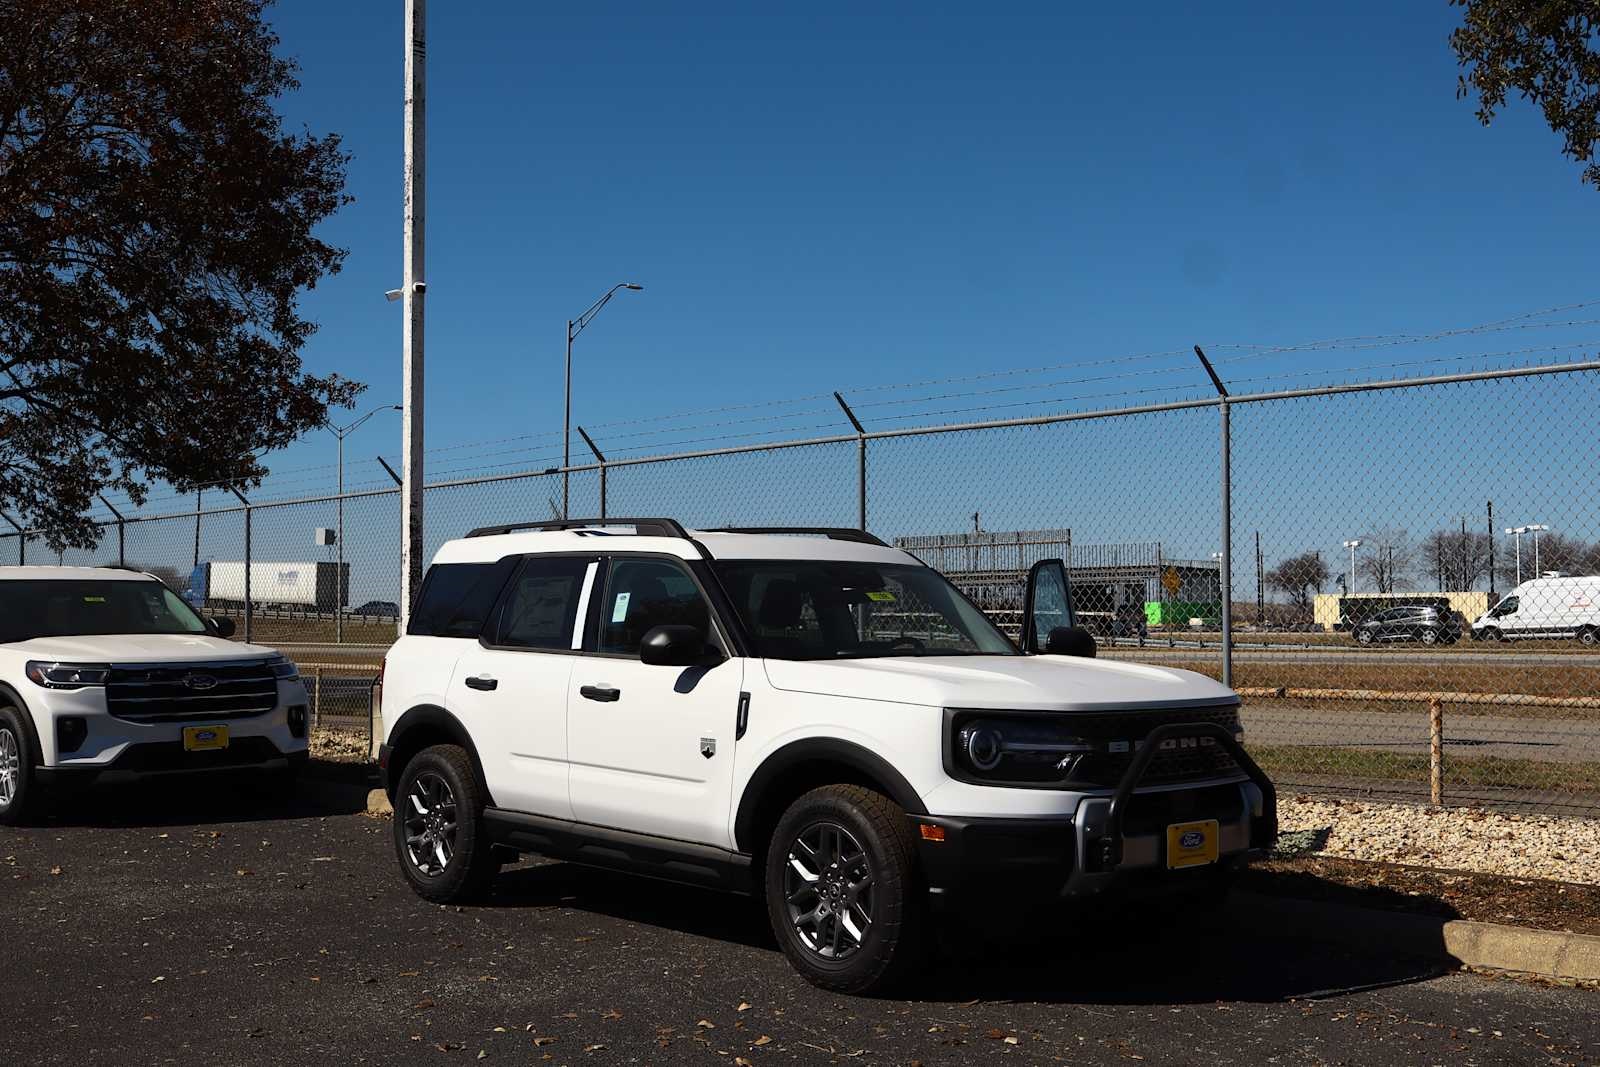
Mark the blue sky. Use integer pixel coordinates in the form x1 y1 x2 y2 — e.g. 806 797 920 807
55 3 1600 598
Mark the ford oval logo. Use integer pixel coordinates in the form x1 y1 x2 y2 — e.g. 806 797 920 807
184 674 219 691
1179 830 1205 849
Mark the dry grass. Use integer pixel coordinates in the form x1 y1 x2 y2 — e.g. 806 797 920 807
1252 744 1600 795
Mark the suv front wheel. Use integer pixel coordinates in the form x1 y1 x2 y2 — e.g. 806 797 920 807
393 744 498 903
764 784 928 994
0 705 33 826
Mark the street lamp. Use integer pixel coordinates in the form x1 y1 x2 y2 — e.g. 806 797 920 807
1506 524 1549 584
330 404 402 642
564 283 643 519
1342 540 1363 594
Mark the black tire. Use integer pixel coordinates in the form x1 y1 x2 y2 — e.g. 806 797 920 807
1356 629 1375 646
1579 627 1599 648
1481 627 1503 643
763 784 928 995
392 744 497 903
0 704 36 827
1420 628 1439 646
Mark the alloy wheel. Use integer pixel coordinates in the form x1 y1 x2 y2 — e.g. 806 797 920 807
402 771 458 877
0 727 18 809
783 821 875 960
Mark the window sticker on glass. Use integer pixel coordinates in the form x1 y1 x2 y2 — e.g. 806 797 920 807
865 590 896 602
611 591 631 623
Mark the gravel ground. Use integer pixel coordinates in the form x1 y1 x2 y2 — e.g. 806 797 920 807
1278 795 1600 886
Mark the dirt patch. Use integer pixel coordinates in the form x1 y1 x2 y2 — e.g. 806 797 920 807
310 727 369 763
1241 855 1600 937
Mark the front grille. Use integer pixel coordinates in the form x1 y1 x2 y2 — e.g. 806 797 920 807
105 661 279 723
1063 705 1244 788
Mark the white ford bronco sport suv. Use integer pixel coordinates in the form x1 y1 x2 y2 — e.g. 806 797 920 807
0 566 309 824
378 520 1276 992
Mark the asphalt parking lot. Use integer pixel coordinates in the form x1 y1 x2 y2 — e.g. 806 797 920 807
3 776 1596 1066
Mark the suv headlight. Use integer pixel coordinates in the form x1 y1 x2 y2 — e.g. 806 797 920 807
948 712 1095 785
267 654 300 681
26 662 111 689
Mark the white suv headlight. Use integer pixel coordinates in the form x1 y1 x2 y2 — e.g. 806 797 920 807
949 713 1095 784
267 654 300 681
26 661 111 688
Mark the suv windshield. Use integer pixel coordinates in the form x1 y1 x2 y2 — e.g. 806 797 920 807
0 579 210 643
713 560 1016 660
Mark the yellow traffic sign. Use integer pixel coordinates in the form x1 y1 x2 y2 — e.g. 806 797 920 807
1161 567 1182 595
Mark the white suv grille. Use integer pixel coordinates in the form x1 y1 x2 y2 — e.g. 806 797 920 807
105 661 279 723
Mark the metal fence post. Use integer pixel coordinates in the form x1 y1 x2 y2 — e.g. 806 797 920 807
229 486 252 643
1194 347 1232 688
834 392 868 531
577 426 607 520
97 495 125 567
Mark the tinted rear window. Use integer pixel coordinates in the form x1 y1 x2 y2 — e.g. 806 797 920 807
407 559 517 638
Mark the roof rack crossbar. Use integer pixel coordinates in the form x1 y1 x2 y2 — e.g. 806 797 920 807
706 526 891 548
465 517 691 540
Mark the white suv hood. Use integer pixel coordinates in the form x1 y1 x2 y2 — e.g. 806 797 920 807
3 633 277 663
762 654 1236 711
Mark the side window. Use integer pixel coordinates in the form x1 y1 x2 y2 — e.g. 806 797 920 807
596 558 712 655
490 557 592 650
407 559 518 638
1497 596 1519 616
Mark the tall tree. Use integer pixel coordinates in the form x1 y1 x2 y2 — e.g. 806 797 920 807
0 0 361 550
1422 528 1492 590
1357 528 1416 594
1266 551 1330 615
1451 1 1600 190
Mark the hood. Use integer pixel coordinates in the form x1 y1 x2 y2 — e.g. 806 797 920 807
1 633 278 663
762 654 1236 711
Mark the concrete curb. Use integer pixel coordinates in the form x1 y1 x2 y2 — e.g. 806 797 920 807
1231 890 1600 982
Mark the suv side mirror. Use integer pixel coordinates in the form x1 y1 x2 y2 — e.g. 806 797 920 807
209 616 236 639
640 624 712 667
1044 625 1097 658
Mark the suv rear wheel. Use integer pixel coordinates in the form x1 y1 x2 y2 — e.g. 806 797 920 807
393 744 498 903
0 705 34 827
764 784 928 994
1420 627 1439 645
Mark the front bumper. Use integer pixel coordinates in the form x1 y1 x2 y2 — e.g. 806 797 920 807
915 722 1277 900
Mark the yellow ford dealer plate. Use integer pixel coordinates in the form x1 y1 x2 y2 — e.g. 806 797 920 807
182 725 230 752
1166 819 1220 869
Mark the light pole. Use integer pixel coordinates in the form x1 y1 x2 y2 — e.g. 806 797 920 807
564 283 643 518
1507 524 1548 584
1342 539 1363 595
330 404 402 643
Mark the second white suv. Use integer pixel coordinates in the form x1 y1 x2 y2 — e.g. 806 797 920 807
0 566 309 824
378 520 1276 992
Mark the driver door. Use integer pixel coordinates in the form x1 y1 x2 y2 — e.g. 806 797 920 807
566 556 744 848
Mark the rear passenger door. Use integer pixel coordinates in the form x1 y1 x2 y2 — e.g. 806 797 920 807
566 556 744 848
450 554 597 820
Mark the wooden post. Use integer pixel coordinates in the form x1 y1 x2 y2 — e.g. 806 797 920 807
313 666 323 731
1429 697 1444 806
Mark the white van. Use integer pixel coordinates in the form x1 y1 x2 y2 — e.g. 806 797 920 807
1472 575 1600 644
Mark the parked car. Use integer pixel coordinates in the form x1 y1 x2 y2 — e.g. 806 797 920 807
1351 604 1461 646
1472 576 1600 645
376 518 1276 993
0 566 309 825
349 600 400 618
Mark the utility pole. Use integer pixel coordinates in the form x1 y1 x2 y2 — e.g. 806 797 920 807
1255 531 1263 627
399 0 427 630
1487 500 1495 597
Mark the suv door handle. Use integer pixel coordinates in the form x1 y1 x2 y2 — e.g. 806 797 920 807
580 685 621 702
464 675 498 691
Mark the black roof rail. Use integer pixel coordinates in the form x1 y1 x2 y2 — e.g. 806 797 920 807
465 517 692 540
704 526 891 548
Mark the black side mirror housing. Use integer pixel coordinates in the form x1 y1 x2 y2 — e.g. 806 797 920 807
640 624 712 667
209 616 236 639
1044 625 1097 658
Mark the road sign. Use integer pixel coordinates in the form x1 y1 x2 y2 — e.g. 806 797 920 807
1161 568 1182 596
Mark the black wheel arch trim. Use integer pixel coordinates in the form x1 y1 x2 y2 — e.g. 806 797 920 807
733 737 927 853
384 703 494 806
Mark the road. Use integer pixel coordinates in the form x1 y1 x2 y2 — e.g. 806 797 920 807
3 779 1595 1066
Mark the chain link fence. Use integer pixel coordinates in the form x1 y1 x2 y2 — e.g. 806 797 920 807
7 361 1599 814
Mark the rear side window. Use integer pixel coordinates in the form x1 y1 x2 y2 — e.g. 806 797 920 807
488 557 593 650
407 559 517 638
